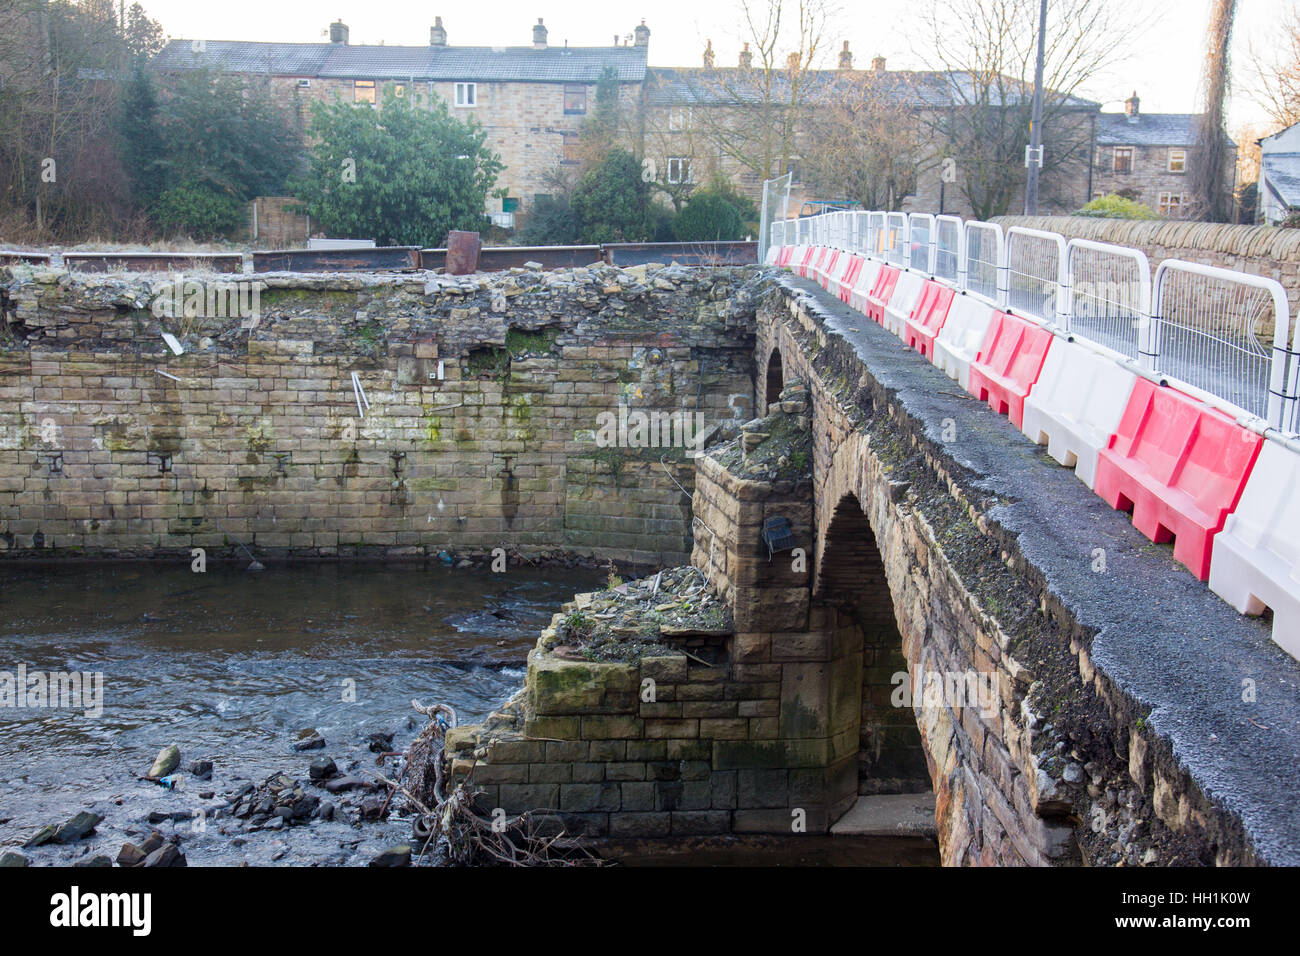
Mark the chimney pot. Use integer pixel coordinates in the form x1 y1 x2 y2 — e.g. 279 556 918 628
703 39 715 69
739 41 752 69
634 19 650 48
329 19 349 45
872 55 886 73
787 51 801 72
838 40 853 70
1125 90 1140 121
430 16 447 47
533 18 548 50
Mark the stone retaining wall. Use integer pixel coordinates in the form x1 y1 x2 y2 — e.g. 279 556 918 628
0 264 759 562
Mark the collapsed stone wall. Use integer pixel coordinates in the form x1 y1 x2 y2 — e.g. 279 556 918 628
0 263 759 563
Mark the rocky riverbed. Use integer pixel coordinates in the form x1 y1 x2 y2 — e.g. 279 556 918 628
0 560 602 866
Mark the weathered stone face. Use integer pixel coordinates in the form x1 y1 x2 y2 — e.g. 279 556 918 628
0 264 759 563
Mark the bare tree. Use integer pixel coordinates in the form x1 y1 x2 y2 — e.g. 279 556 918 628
669 0 839 187
915 0 1132 220
1250 8 1300 130
1188 0 1237 223
799 70 928 210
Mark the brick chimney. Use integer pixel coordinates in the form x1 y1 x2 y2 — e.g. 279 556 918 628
533 18 547 50
787 52 801 72
1125 90 1141 123
739 42 752 69
838 40 853 70
634 19 650 48
329 19 349 45
703 39 715 68
430 16 446 47
872 55 886 73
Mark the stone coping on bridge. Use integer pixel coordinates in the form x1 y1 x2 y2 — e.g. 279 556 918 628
776 273 1300 866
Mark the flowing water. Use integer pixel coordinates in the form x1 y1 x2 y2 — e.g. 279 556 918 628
0 561 600 866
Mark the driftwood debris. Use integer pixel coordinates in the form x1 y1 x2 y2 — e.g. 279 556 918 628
378 699 601 867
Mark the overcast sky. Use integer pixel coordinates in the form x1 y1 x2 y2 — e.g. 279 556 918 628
132 0 1295 130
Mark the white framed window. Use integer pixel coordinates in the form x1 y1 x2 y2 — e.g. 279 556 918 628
669 106 692 131
1158 191 1185 216
296 78 311 89
667 157 691 184
1167 148 1187 173
1113 147 1133 174
455 82 477 107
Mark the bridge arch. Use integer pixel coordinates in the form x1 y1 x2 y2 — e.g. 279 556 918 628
816 489 931 797
763 347 784 409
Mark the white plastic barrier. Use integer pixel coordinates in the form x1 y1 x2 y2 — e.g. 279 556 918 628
1020 337 1139 489
764 243 781 266
883 270 926 338
1209 439 1300 660
811 247 840 288
850 259 883 313
933 293 998 390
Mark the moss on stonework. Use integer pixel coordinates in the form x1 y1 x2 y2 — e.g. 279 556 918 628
505 326 560 357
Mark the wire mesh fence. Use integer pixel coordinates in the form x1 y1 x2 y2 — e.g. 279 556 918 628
1152 261 1293 426
964 222 1004 305
1065 239 1151 362
1006 227 1066 325
934 215 964 285
908 213 935 273
884 212 908 266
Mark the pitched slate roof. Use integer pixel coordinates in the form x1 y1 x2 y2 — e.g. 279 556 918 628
644 67 1100 111
1097 111 1236 148
152 39 648 83
1262 154 1300 210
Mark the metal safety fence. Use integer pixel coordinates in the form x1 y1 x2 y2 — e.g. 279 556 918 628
769 208 1300 434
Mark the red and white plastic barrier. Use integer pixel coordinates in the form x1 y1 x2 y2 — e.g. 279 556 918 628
836 256 866 303
850 259 883 313
866 266 901 325
1020 338 1138 489
882 270 926 338
933 294 998 390
966 310 1054 429
1208 439 1300 659
903 281 956 358
1094 379 1263 582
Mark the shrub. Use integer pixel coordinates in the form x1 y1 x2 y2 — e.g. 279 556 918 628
150 182 244 238
1073 193 1160 220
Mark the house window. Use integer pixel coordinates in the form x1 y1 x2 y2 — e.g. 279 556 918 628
393 83 407 99
564 85 587 115
354 80 376 104
1158 192 1185 216
562 133 581 165
455 82 477 107
667 157 691 183
1113 147 1133 174
1168 148 1187 173
669 106 692 132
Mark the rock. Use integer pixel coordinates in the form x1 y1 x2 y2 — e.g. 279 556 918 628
73 855 113 867
323 776 372 794
139 832 165 855
316 801 336 821
1063 763 1085 784
366 732 394 753
308 756 338 781
199 791 214 800
147 811 171 824
53 811 104 844
188 759 213 781
148 745 181 779
292 729 325 752
358 794 388 821
369 845 411 867
142 843 186 868
116 843 146 867
23 824 57 848
0 851 29 867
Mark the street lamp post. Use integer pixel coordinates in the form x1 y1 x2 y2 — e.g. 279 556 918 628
1025 0 1049 215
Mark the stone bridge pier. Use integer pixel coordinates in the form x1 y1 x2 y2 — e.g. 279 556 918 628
447 271 1300 866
